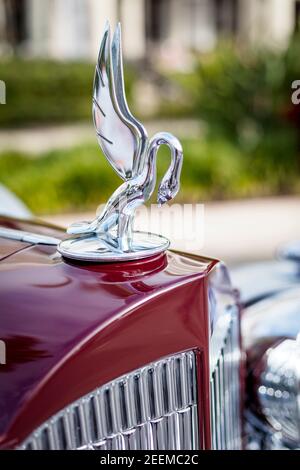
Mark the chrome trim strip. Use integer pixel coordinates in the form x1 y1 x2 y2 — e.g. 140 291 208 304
0 227 60 245
209 306 241 450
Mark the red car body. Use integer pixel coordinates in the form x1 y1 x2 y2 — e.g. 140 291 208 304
0 215 234 450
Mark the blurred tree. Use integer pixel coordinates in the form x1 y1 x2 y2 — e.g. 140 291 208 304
168 36 300 195
0 59 136 126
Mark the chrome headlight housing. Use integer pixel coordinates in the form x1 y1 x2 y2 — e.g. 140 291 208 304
242 287 300 450
258 337 300 449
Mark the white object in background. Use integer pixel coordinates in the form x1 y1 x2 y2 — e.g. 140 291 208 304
0 184 32 219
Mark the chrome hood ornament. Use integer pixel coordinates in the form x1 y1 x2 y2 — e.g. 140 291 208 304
58 22 183 262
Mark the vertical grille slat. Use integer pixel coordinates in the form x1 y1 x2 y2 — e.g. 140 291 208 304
178 407 192 450
228 331 235 448
186 352 195 406
132 373 143 425
161 362 170 414
20 351 199 451
72 405 84 448
62 411 73 449
118 380 129 431
85 396 99 443
141 367 151 422
166 412 178 450
166 358 176 413
153 363 164 419
151 418 165 450
52 420 61 450
123 428 137 450
210 308 241 450
174 357 183 410
47 423 56 450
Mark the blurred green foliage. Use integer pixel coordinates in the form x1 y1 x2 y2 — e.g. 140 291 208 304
1 138 298 215
1 38 300 214
0 59 135 127
165 37 300 193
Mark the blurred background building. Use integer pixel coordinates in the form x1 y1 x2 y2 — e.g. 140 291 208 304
0 0 299 65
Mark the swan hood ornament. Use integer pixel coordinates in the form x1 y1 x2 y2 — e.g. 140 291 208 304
58 22 183 262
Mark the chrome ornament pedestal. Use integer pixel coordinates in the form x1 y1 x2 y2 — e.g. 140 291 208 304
58 22 183 263
59 231 170 262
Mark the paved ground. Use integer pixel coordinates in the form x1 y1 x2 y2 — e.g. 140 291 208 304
0 119 201 154
44 196 300 266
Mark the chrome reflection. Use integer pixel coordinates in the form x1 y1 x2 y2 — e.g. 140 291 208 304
59 22 183 262
208 262 242 450
258 337 300 449
209 306 241 450
19 351 199 450
0 227 60 245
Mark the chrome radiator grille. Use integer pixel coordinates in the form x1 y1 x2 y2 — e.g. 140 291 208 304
19 351 199 450
210 307 241 450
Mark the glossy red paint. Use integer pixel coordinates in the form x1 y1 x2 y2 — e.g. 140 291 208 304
0 237 31 261
0 216 218 449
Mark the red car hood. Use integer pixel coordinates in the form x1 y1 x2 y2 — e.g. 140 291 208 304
0 216 66 442
0 216 218 448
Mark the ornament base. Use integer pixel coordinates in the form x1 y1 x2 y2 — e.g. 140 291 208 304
58 231 170 263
